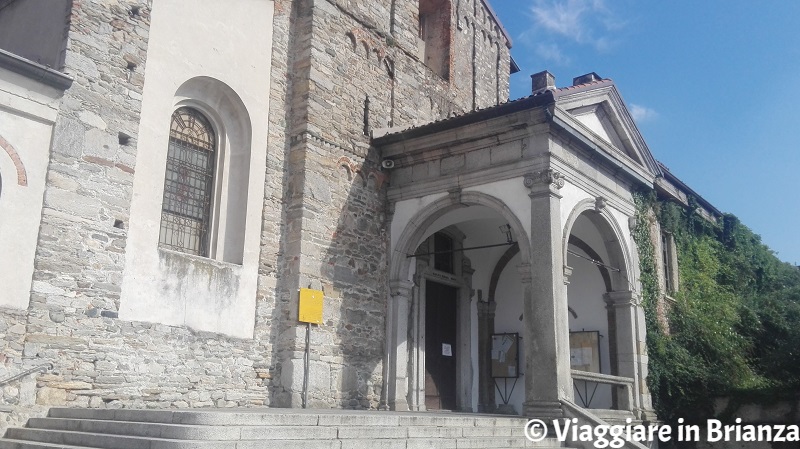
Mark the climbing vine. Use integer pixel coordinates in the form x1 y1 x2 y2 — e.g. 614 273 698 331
633 191 800 423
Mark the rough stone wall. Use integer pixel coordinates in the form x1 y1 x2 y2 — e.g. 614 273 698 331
266 0 512 409
2 0 271 433
2 0 516 426
452 0 511 109
267 0 391 409
0 308 39 432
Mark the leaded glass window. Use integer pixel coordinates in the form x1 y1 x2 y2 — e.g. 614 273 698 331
158 107 216 256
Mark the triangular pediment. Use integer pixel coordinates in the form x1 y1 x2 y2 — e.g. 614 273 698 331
555 82 660 178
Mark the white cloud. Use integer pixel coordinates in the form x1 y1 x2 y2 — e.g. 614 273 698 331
530 0 596 41
534 42 571 65
524 0 626 52
629 103 658 122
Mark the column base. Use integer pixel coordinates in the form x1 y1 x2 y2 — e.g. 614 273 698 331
389 399 410 411
637 408 659 423
523 400 564 419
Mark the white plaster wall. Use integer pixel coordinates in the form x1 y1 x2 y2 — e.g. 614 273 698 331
119 0 273 338
493 252 525 413
390 192 447 252
567 246 613 408
391 178 529 257
465 178 531 240
0 67 61 310
570 215 612 269
458 217 514 412
572 108 626 153
559 180 593 232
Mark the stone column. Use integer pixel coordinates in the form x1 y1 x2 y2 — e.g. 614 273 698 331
457 260 476 411
387 280 414 411
477 297 497 413
522 169 572 418
604 291 639 414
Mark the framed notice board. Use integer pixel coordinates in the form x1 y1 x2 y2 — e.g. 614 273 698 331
569 331 600 373
491 333 519 378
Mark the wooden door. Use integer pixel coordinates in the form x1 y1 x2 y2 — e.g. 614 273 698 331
425 281 458 410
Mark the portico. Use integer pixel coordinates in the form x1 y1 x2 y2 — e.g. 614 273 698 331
374 72 657 420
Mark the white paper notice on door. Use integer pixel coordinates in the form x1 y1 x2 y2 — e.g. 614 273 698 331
442 343 452 357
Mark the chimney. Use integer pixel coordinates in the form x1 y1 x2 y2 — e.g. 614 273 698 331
572 72 601 86
531 70 556 95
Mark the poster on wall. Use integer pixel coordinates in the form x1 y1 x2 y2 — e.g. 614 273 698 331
491 333 519 378
569 330 600 373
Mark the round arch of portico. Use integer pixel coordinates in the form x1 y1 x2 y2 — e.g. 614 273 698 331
390 191 532 282
562 198 650 415
384 190 532 412
561 199 633 292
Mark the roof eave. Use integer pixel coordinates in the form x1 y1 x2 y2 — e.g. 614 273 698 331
372 91 555 146
0 48 73 91
657 162 723 217
550 110 655 188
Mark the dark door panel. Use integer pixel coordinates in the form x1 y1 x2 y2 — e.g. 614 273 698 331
425 281 458 410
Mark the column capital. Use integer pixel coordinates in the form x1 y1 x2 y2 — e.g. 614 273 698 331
524 169 565 199
563 265 573 285
604 290 638 307
517 263 532 284
389 280 415 298
477 300 497 316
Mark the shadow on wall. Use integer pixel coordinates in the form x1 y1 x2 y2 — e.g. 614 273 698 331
321 150 389 409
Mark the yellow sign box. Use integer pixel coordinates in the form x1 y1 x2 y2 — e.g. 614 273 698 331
298 288 324 324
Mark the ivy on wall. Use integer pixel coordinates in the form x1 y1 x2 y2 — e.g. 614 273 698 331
633 191 800 423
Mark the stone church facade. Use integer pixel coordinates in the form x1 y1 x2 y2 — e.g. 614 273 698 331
0 0 713 432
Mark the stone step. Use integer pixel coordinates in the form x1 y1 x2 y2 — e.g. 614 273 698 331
0 438 104 449
25 418 542 441
589 409 638 425
45 408 531 428
3 429 351 449
3 408 568 449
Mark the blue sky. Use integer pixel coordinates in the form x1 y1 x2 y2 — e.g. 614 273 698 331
490 0 800 264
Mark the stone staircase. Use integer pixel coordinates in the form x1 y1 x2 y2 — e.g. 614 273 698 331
0 408 572 449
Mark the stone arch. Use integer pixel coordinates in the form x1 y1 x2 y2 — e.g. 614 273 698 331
562 199 644 412
385 190 531 411
0 134 28 187
383 58 394 78
562 198 632 292
173 76 252 264
390 190 531 283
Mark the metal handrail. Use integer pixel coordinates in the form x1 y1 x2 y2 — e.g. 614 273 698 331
0 362 53 387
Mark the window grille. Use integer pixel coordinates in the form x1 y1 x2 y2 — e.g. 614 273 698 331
434 232 454 274
158 107 216 256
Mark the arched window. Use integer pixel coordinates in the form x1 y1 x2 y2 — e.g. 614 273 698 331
158 107 217 257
